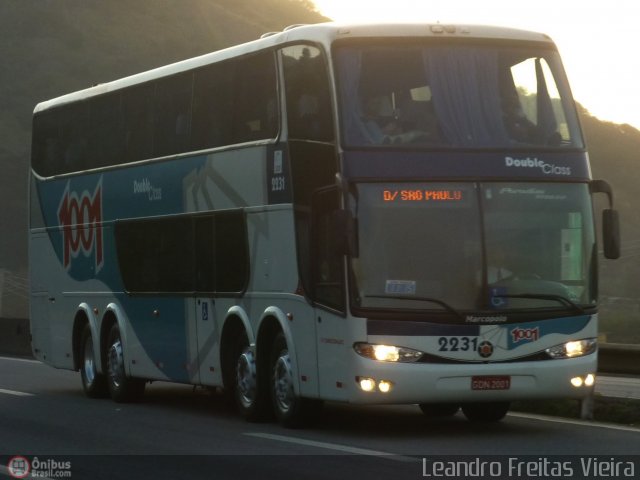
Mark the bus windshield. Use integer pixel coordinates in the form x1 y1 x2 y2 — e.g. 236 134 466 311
351 182 596 314
335 42 583 149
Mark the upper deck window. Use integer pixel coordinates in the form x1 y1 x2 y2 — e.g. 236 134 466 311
335 41 583 149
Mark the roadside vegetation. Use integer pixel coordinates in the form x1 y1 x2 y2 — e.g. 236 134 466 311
512 396 640 426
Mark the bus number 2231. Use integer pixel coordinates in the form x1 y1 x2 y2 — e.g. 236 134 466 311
438 337 479 352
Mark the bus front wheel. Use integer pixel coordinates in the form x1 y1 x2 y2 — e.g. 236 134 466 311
106 324 145 403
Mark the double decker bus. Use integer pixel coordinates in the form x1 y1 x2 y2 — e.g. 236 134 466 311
29 23 619 426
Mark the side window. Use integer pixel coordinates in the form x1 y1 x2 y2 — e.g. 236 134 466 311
311 187 346 311
233 52 278 143
508 56 569 145
193 211 248 293
194 216 215 292
32 110 60 177
192 62 235 150
116 211 248 294
89 92 125 168
123 83 155 163
282 45 334 142
116 216 194 293
214 212 248 292
154 73 193 157
59 102 89 174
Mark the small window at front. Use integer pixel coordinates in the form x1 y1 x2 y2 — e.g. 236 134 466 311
282 45 334 142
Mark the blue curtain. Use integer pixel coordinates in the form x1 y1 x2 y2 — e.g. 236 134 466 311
424 48 509 147
336 50 369 144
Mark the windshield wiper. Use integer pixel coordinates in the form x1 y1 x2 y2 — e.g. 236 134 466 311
365 294 465 321
491 293 585 315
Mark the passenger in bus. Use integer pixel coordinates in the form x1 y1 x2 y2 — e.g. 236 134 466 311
501 90 538 144
361 94 441 145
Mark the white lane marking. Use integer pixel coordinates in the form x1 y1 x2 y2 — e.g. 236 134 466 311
0 356 40 364
509 412 640 433
245 432 417 463
0 388 34 397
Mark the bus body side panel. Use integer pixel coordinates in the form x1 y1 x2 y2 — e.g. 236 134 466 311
29 145 315 390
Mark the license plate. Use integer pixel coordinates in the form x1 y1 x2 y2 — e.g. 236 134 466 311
471 376 511 390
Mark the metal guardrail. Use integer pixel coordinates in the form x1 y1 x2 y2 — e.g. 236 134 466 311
598 343 640 375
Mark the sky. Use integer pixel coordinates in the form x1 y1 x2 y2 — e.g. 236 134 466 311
312 0 640 130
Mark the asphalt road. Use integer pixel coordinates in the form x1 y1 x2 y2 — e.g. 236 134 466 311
1 356 639 479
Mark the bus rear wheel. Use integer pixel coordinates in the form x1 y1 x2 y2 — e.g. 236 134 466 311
80 324 108 398
461 402 510 422
106 324 145 403
270 332 322 428
234 339 269 422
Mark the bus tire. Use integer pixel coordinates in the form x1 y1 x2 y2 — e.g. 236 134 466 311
270 332 322 428
418 403 459 417
233 336 270 422
106 324 145 403
461 401 510 422
80 324 108 398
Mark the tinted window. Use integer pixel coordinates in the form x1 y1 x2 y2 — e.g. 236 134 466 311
311 188 346 311
123 83 155 163
215 212 249 292
89 92 125 168
116 211 248 294
192 62 235 150
116 216 194 293
232 52 278 143
31 49 279 176
59 102 89 173
32 110 60 177
154 73 193 157
282 45 334 142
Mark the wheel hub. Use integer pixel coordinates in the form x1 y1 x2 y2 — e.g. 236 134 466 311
83 338 96 384
273 351 294 413
236 350 257 408
108 339 124 388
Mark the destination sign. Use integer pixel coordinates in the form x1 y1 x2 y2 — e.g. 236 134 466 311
382 189 465 202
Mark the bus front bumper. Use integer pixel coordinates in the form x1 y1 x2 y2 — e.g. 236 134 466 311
346 354 597 404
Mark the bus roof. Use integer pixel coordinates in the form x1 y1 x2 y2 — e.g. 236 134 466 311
33 22 554 114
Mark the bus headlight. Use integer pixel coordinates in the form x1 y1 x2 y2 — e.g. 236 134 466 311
354 343 424 362
546 338 597 359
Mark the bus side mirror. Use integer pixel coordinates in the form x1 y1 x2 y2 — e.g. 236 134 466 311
591 179 620 260
602 209 620 259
